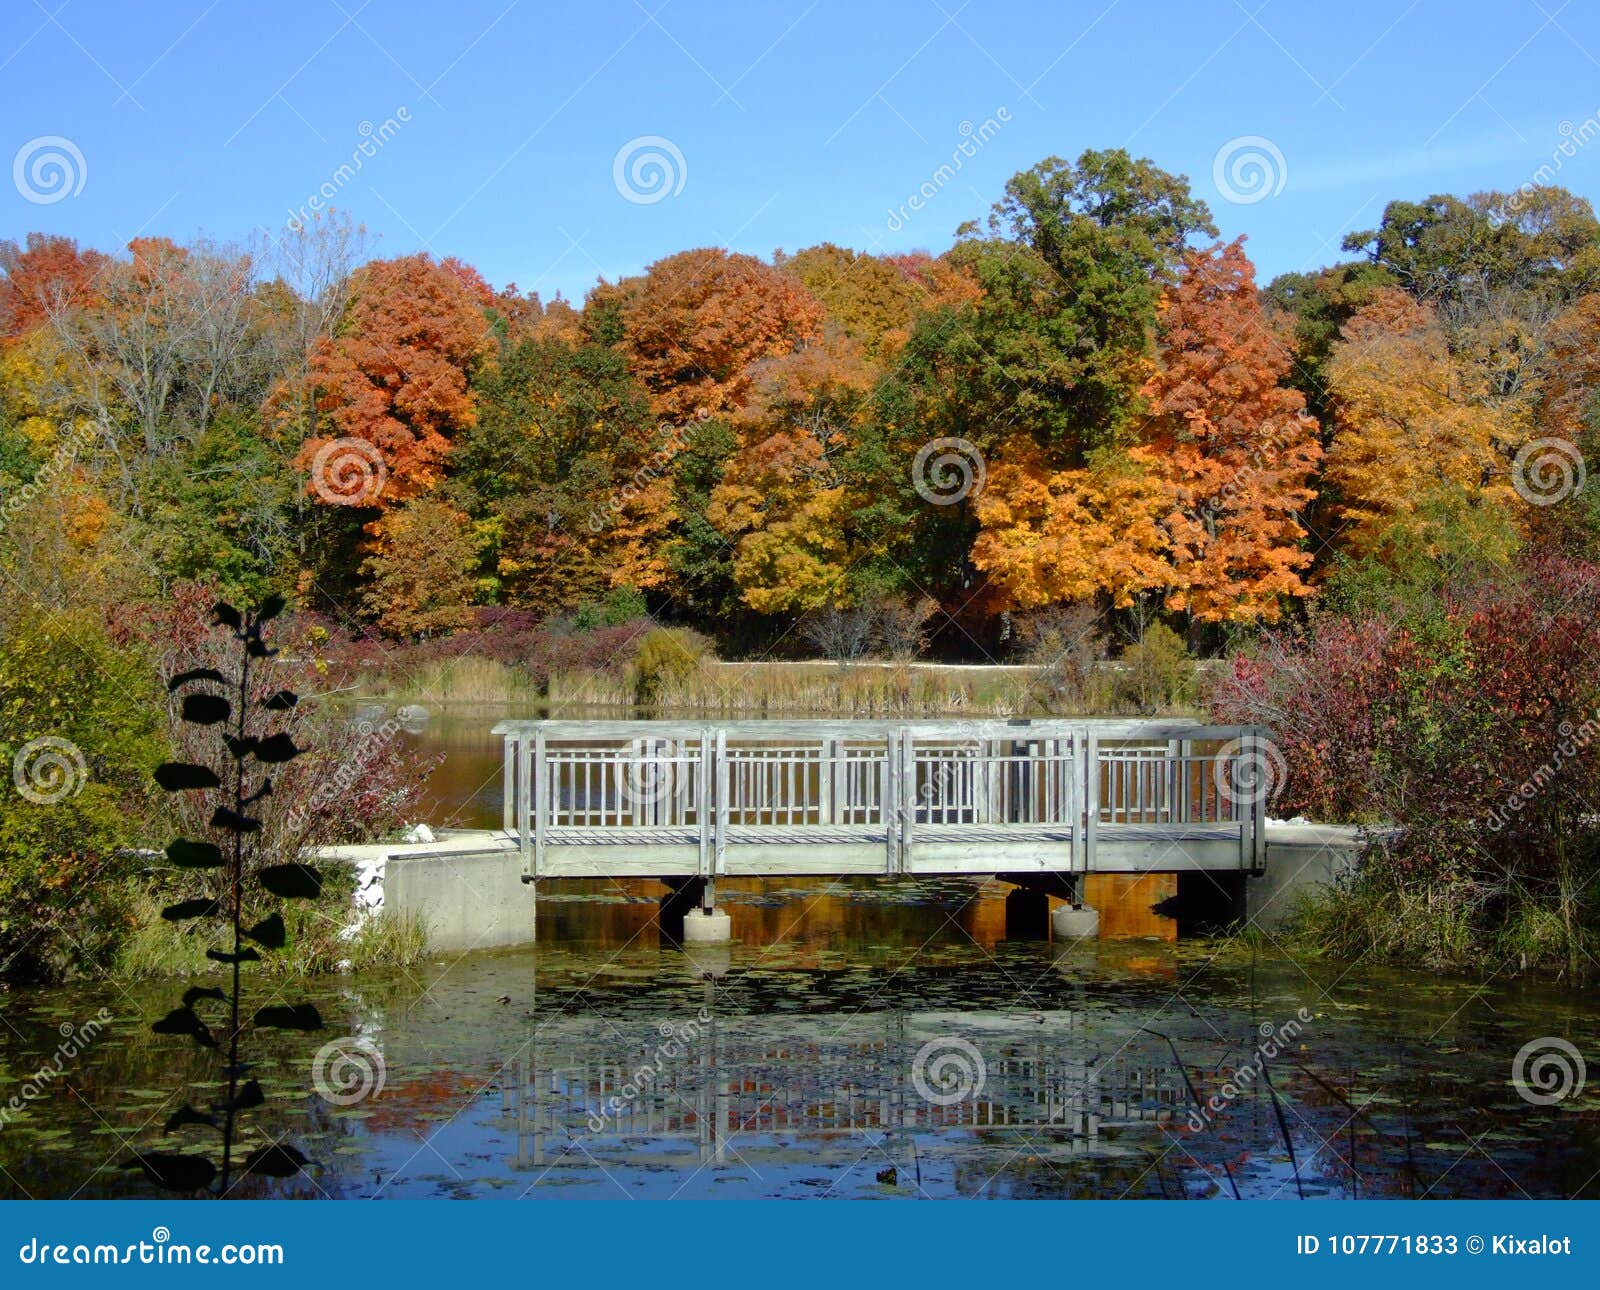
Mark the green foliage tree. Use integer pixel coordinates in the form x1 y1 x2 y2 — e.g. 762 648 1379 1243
1343 188 1600 302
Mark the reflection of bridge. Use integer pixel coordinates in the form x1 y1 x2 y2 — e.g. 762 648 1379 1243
496 1010 1188 1168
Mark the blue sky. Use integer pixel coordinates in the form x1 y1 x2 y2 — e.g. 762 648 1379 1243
3 0 1599 301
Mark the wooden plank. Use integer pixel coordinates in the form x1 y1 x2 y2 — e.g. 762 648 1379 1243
531 727 545 878
1084 731 1098 872
1253 726 1268 873
715 727 728 876
1070 729 1085 873
493 717 1272 743
502 732 517 836
899 728 914 874
698 728 711 877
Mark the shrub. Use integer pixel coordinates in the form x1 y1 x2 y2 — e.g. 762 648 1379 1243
1212 553 1600 973
572 586 647 630
633 627 712 707
0 607 166 981
121 582 439 856
1016 603 1106 711
1112 623 1195 714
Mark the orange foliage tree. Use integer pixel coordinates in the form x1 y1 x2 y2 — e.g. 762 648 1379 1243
360 496 480 637
0 234 109 339
708 334 876 612
971 440 1172 609
973 241 1319 625
289 253 493 506
1538 293 1600 444
591 248 824 423
1136 240 1321 623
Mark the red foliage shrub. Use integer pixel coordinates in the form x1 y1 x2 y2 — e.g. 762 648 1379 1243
1210 554 1600 888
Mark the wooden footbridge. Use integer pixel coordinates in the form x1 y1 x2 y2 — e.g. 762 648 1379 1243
493 719 1274 882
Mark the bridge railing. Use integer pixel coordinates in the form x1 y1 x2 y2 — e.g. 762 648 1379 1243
494 719 1272 876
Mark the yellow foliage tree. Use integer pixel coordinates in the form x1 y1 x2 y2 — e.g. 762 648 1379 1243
1326 288 1520 557
707 336 872 613
971 440 1172 609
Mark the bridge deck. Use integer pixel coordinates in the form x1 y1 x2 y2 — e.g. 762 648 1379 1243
495 718 1273 879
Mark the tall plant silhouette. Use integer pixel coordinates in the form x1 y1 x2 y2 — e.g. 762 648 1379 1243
129 597 324 1195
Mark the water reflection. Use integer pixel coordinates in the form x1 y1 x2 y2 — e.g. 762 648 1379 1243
499 1007 1186 1177
1 869 1597 1199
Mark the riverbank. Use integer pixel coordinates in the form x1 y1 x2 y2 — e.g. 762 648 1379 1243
362 654 1214 717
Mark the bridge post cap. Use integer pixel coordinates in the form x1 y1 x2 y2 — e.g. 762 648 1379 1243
682 908 733 944
1051 904 1100 942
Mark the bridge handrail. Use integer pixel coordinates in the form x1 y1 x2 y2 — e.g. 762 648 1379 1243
494 719 1273 878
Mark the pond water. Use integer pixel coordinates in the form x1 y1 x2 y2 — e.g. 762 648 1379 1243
1 705 1595 1200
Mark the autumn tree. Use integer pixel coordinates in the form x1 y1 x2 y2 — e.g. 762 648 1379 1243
1262 259 1395 428
587 248 824 423
985 148 1216 284
1534 292 1600 443
454 333 673 609
777 244 928 358
970 241 1319 626
900 150 1217 472
360 496 480 637
1511 291 1600 557
1343 188 1600 303
971 440 1172 609
708 334 876 613
1135 240 1321 624
1325 287 1521 560
288 252 493 506
0 233 109 339
36 237 268 500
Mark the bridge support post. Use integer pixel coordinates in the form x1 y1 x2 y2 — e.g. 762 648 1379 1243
682 876 731 944
1051 872 1099 941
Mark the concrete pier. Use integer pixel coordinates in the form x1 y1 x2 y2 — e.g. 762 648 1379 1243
315 820 1369 954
